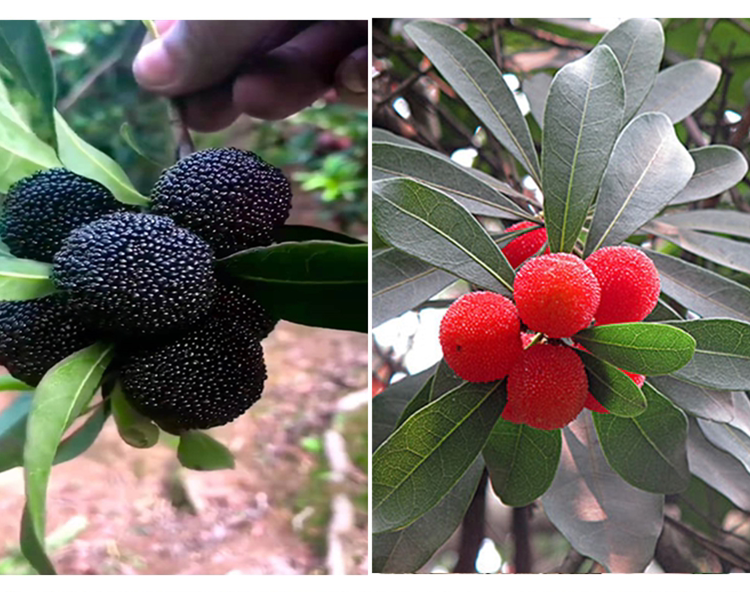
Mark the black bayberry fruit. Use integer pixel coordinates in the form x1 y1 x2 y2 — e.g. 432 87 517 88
0 168 133 262
0 293 97 386
52 212 216 337
150 148 292 257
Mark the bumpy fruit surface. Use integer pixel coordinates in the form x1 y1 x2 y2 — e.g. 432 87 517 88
150 147 293 257
439 291 522 383
504 343 588 430
501 221 549 269
0 294 96 386
52 212 216 337
514 253 600 338
119 285 267 433
585 246 660 325
0 168 132 262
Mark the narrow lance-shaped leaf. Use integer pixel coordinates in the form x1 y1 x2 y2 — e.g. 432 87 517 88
522 72 552 129
220 240 367 333
687 417 750 512
111 382 159 449
542 412 664 573
542 45 624 253
372 380 505 533
665 319 750 390
670 146 749 205
483 418 561 507
645 249 750 324
0 392 32 473
649 375 735 424
645 223 750 276
373 459 484 573
598 18 664 122
594 382 690 494
372 247 457 328
698 417 750 474
373 178 515 293
0 21 57 148
637 59 722 123
178 431 235 471
652 210 750 239
21 342 113 574
372 142 526 218
584 112 694 255
574 322 696 375
0 110 61 179
54 111 149 206
0 257 55 301
405 20 542 185
576 348 647 417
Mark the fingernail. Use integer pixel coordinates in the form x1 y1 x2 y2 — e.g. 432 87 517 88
133 39 175 89
338 52 367 94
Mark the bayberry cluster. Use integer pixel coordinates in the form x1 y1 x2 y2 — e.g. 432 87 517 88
440 224 660 430
0 148 292 433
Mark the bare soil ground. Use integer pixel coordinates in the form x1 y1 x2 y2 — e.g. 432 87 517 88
0 321 368 575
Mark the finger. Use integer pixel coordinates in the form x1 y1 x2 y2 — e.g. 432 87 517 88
177 84 241 133
232 20 366 120
334 45 368 107
133 20 309 96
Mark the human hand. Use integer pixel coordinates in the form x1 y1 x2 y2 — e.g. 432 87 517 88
133 20 367 131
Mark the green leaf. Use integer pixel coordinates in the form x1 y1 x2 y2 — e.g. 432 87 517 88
396 360 466 428
0 256 55 301
54 111 149 206
637 59 722 123
649 375 735 423
22 342 113 573
665 319 750 390
653 210 750 239
372 178 514 293
177 431 235 471
372 247 456 328
20 506 55 574
0 373 32 392
687 417 750 512
645 250 750 323
670 146 749 205
575 322 696 375
483 419 561 506
0 392 31 473
522 72 552 129
373 459 484 573
373 367 436 452
598 18 664 122
542 45 624 253
52 404 109 465
542 412 664 573
584 112 694 255
594 382 690 494
119 122 168 168
219 240 366 333
0 21 57 148
111 383 158 449
405 20 541 185
698 416 750 473
0 110 61 186
576 348 647 417
372 380 505 533
272 225 364 245
372 142 525 218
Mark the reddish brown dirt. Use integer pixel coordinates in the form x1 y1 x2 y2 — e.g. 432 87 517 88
0 321 368 575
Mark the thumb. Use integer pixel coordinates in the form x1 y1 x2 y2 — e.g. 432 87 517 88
133 20 307 96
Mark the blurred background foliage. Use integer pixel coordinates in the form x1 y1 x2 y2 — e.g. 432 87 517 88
1 19 367 234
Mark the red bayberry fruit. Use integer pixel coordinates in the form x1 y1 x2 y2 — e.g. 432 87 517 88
501 221 549 268
514 253 601 338
504 343 588 430
439 291 523 383
585 246 660 325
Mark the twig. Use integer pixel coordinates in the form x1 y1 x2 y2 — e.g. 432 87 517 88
512 505 533 573
506 20 594 52
710 51 733 144
676 493 750 547
453 469 488 573
664 514 750 571
375 69 429 110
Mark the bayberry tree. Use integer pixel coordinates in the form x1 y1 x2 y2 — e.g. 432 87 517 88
373 18 750 573
0 21 366 574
